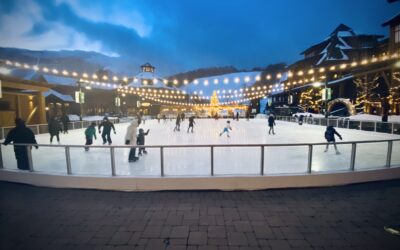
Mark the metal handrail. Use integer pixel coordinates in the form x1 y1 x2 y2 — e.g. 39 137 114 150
1 138 399 177
4 138 400 148
274 115 400 134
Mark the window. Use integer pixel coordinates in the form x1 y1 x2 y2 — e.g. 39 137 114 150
395 24 400 44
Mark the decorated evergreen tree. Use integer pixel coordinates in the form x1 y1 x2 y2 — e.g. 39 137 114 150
353 74 379 113
299 88 322 113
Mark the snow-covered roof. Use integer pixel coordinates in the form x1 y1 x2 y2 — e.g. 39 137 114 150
180 71 262 97
42 74 77 86
382 13 400 27
127 71 174 89
43 89 74 102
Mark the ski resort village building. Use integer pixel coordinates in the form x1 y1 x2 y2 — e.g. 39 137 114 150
268 23 400 117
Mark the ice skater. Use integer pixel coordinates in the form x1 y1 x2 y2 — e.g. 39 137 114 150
98 116 116 145
125 119 139 162
84 122 97 151
61 113 70 134
137 128 150 156
268 114 276 135
48 116 62 143
219 120 232 137
236 112 239 121
298 114 304 125
324 126 342 154
187 116 195 133
174 114 181 132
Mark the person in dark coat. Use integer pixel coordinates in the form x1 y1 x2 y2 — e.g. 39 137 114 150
236 112 239 121
98 116 116 145
137 128 150 156
268 114 276 135
324 126 343 154
48 116 62 143
298 114 304 125
180 112 185 122
187 116 195 133
3 118 38 170
61 114 70 134
174 115 181 132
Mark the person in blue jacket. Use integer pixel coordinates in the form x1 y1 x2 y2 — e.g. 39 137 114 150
324 126 343 154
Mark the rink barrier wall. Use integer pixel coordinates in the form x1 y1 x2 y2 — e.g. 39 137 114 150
274 115 400 134
0 118 120 140
1 167 400 191
0 139 400 191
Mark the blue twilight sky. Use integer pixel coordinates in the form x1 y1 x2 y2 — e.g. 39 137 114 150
0 0 398 75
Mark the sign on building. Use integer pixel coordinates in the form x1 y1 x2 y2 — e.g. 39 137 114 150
288 95 293 105
115 97 121 107
321 88 332 101
75 91 85 103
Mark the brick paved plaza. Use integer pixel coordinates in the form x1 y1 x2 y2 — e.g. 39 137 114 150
1 180 400 250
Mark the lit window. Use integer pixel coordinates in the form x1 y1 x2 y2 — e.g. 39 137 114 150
395 24 400 44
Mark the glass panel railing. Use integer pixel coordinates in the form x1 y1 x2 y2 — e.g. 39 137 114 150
31 146 67 174
69 146 111 176
349 120 361 130
355 142 387 170
164 147 210 176
376 122 392 133
391 141 400 167
327 119 337 127
312 144 352 172
214 146 260 175
320 118 327 126
264 146 308 174
393 123 400 135
38 124 48 134
360 121 374 132
1 144 19 170
337 118 349 128
115 147 161 176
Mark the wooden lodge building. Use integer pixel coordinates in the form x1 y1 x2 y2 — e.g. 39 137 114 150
269 23 400 116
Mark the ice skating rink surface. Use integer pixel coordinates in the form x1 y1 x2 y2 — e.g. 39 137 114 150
2 118 400 176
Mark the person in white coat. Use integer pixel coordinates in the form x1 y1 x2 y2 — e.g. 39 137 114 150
125 119 139 162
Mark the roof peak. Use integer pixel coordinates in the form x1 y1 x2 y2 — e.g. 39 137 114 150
330 24 356 36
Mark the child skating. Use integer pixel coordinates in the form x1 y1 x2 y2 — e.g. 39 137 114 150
84 122 97 151
219 120 232 137
137 128 150 156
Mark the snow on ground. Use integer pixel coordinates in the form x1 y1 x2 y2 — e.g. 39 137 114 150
2 119 400 177
68 115 118 121
348 114 400 123
292 113 400 122
293 112 325 118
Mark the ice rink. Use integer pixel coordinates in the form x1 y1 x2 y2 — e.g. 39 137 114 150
2 118 400 176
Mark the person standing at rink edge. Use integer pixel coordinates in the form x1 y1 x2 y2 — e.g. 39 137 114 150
2 118 38 170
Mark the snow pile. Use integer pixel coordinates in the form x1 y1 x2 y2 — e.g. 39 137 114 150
68 115 118 121
255 114 268 119
292 112 325 118
349 114 400 123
